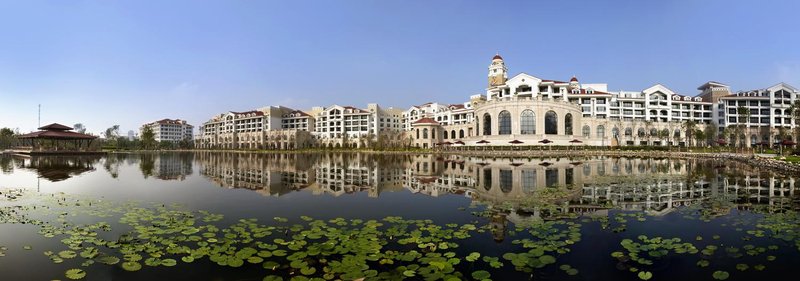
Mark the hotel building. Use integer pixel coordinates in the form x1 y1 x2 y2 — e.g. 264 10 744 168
140 119 194 143
196 54 798 149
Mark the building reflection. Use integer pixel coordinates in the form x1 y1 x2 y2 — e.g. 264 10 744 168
191 153 799 217
13 155 102 182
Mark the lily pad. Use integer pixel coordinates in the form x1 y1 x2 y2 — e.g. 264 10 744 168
65 268 86 280
712 271 729 280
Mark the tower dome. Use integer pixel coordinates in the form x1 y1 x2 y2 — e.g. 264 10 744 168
492 53 503 60
570 76 578 82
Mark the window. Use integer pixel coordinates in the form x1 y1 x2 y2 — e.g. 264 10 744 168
582 125 590 138
500 170 512 193
545 111 558 134
423 128 428 139
483 169 492 191
565 113 573 135
624 127 632 136
483 114 492 135
520 110 536 134
459 129 465 138
498 111 511 135
597 125 605 138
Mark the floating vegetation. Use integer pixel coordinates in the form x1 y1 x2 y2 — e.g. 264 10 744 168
2 181 800 280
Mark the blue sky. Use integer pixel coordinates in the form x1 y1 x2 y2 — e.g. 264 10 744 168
1 0 798 135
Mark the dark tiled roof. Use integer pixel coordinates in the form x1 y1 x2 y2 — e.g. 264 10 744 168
38 123 72 131
18 130 96 140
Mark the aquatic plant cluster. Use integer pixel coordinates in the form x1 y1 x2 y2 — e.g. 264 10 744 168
0 189 586 280
2 188 800 281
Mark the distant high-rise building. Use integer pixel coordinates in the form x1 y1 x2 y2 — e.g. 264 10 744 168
127 130 136 141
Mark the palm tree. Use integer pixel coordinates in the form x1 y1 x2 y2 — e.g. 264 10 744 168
788 99 800 143
736 106 751 152
682 120 697 147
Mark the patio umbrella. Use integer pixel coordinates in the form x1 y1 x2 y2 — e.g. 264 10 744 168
476 139 490 151
569 161 583 165
780 139 796 146
538 161 553 167
568 139 582 151
715 139 727 145
509 140 523 144
454 140 465 145
538 139 552 151
510 163 524 167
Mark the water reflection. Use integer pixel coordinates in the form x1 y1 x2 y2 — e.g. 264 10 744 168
1 152 797 215
4 155 102 182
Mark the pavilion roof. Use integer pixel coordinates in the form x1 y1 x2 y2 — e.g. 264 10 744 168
38 123 73 131
17 123 97 140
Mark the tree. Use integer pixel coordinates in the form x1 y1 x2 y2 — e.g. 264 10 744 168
141 126 156 150
736 106 751 151
73 123 86 134
694 129 706 147
682 120 697 147
788 99 800 143
704 122 718 145
0 127 17 149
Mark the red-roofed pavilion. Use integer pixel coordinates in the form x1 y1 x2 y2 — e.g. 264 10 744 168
15 123 100 154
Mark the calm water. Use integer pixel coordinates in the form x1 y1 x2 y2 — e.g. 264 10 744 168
1 152 799 281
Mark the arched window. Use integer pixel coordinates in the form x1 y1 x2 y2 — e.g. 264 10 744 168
597 125 605 138
520 110 536 134
459 129 464 138
483 169 492 191
638 128 645 137
565 113 573 135
443 130 448 139
650 128 657 137
674 129 680 138
500 170 512 193
750 135 757 145
451 130 456 139
582 125 590 138
416 129 420 139
545 111 558 134
612 127 619 138
423 128 429 139
432 129 436 139
483 114 492 135
498 111 511 135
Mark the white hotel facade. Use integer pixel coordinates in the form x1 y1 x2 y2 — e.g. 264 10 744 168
140 119 194 143
197 54 799 150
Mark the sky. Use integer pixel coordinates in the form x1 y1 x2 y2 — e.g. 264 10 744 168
1 0 799 135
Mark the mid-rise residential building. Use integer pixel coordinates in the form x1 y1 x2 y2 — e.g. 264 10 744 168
196 106 314 150
140 119 193 143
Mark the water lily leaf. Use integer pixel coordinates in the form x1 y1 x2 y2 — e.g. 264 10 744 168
58 250 77 259
121 261 142 272
638 271 653 280
65 268 86 280
263 275 283 281
712 271 729 280
162 258 177 267
471 270 490 280
96 255 120 265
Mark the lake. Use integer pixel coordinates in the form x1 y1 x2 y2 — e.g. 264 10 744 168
1 152 798 281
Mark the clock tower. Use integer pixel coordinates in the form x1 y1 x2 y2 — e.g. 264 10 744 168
488 53 508 88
